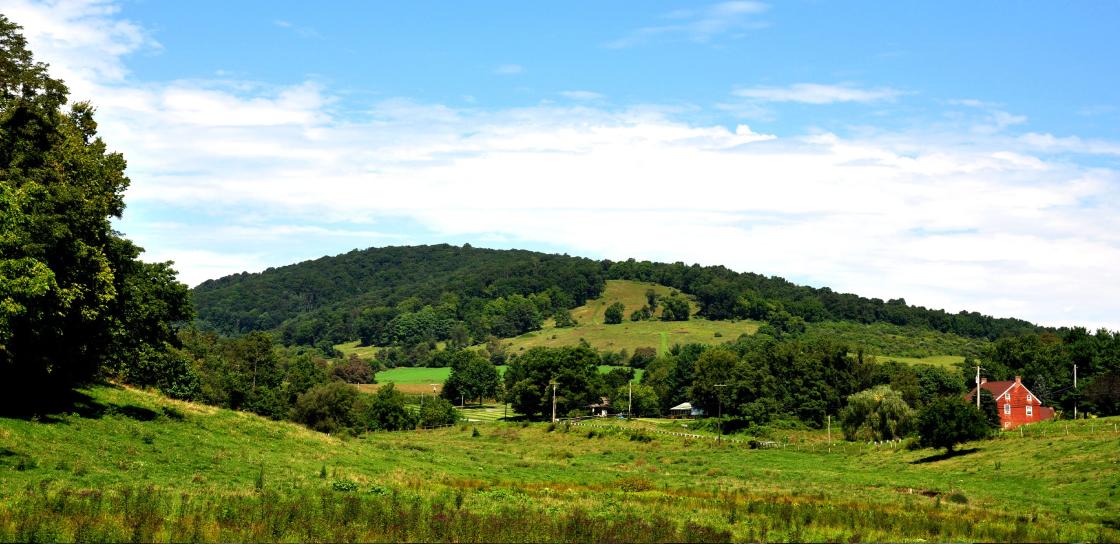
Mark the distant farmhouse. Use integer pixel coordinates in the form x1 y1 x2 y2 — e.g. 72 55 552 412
668 402 706 419
966 376 1055 429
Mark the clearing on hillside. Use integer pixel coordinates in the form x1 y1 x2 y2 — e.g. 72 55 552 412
512 280 761 355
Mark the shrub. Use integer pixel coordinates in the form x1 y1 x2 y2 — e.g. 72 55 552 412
419 396 459 428
839 385 914 441
292 381 361 434
355 383 417 431
330 355 375 384
604 302 625 325
917 396 992 453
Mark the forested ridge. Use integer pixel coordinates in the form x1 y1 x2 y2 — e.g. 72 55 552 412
192 244 1044 348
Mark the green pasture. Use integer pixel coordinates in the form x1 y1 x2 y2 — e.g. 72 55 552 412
569 280 697 325
1 385 1116 542
511 319 760 356
334 340 379 359
877 354 967 368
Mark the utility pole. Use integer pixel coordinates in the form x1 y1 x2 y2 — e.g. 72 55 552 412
628 381 632 418
715 384 726 443
550 380 558 423
1073 364 1078 420
976 365 981 409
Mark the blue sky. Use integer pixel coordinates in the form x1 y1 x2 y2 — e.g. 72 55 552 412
4 0 1119 329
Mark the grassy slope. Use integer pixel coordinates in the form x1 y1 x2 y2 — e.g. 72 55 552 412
511 280 761 356
1 385 1117 542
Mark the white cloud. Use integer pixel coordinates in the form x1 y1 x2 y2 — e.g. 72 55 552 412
0 0 155 94
9 0 1120 329
733 83 903 104
493 63 523 75
607 1 768 48
559 90 605 101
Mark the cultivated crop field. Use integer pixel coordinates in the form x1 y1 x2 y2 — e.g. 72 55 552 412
1 385 1116 542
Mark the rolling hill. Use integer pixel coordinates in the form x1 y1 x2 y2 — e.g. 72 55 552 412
190 244 1044 353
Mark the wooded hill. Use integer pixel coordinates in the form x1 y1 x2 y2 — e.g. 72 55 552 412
192 244 1043 349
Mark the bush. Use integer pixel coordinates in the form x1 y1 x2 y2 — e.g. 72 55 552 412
839 385 914 441
330 355 375 384
292 381 361 434
419 396 459 428
917 396 992 452
604 302 625 325
355 383 417 431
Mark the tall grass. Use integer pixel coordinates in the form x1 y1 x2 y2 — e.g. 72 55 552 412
0 483 732 543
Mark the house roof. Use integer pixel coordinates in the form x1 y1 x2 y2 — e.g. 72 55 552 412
965 381 1015 400
669 402 693 411
965 379 1043 405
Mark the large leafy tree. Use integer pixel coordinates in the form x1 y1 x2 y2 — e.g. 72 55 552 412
441 349 500 405
0 16 190 405
916 396 992 453
503 346 605 419
839 385 914 441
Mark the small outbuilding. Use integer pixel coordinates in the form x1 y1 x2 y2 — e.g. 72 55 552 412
668 402 705 419
588 397 611 417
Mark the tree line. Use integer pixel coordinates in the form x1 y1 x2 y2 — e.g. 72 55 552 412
189 252 1053 353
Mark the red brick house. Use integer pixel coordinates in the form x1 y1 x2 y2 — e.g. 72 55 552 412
965 376 1055 429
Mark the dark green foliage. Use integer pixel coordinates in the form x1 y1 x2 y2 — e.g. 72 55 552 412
659 296 690 321
503 346 607 419
283 354 330 404
629 305 652 321
603 367 635 389
120 347 201 401
612 383 660 417
604 302 625 324
292 381 361 434
802 321 986 359
0 17 191 404
978 390 1001 429
192 244 605 346
641 343 705 413
979 328 1120 415
1083 371 1120 415
553 309 577 328
330 354 375 384
629 346 657 369
483 294 543 337
839 385 914 441
606 259 1042 339
418 396 459 428
441 350 500 405
356 383 417 431
916 396 992 452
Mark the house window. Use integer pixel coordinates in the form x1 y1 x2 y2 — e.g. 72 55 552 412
1026 394 1032 402
1004 404 1011 415
1026 405 1033 417
1005 392 1011 400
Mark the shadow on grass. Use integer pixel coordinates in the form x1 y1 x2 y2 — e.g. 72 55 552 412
912 447 981 464
0 384 159 423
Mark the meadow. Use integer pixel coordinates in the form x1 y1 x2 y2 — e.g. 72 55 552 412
359 365 642 396
1 385 1116 542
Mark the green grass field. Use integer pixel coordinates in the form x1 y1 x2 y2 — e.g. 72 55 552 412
1 385 1116 542
364 366 639 396
877 354 967 368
